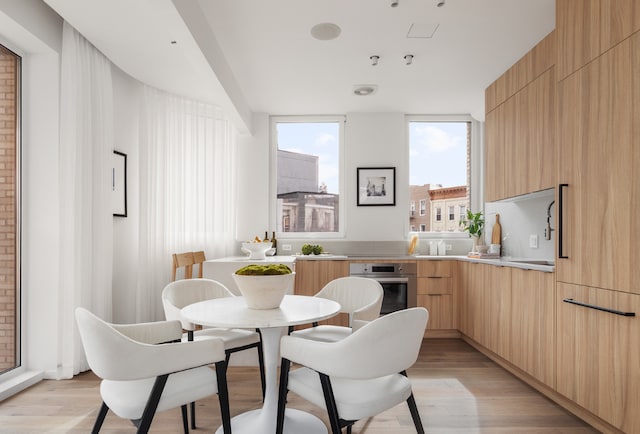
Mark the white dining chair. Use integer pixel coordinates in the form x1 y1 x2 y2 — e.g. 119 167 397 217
162 278 266 427
290 276 384 342
74 307 231 434
276 307 429 434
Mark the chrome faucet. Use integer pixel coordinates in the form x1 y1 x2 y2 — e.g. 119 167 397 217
545 200 555 240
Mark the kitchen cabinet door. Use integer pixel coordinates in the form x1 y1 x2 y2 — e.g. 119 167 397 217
294 260 349 327
557 37 636 293
509 269 555 387
482 265 511 358
557 0 640 81
484 107 505 202
556 283 640 433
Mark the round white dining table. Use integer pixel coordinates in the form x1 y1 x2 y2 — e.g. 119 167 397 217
181 294 341 434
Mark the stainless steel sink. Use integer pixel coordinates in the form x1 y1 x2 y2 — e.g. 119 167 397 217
508 259 554 266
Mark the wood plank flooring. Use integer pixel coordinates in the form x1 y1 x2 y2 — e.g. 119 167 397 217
0 339 598 433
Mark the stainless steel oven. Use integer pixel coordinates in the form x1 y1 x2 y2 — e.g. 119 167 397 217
349 262 417 315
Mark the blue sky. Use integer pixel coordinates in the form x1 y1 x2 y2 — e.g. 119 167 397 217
277 121 468 193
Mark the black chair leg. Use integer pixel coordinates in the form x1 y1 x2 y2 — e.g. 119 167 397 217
91 401 109 434
406 393 425 434
190 401 196 429
136 374 169 434
319 373 343 434
257 341 266 400
181 405 189 434
276 358 291 434
216 361 232 434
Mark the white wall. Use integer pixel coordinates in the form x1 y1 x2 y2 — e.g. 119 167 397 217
111 66 142 323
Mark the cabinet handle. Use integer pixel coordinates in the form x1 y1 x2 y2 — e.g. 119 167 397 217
428 294 443 296
558 183 569 259
562 298 636 317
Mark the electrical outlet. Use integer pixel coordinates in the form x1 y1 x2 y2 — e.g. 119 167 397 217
446 244 452 251
281 244 292 251
529 235 538 249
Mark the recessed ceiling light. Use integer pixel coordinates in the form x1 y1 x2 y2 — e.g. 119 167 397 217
353 85 377 96
310 23 342 41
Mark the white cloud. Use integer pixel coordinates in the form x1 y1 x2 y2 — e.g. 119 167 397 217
415 125 460 153
315 133 336 147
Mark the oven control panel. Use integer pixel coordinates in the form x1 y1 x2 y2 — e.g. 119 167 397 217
349 262 417 276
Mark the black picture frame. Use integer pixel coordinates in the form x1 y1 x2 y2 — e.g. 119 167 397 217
357 167 396 206
112 150 127 217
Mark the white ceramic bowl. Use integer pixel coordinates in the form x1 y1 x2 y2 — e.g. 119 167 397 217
241 242 273 259
232 272 295 309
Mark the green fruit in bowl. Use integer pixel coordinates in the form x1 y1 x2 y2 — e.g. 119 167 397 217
301 244 323 255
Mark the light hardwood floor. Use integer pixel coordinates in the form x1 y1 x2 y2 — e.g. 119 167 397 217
0 339 598 433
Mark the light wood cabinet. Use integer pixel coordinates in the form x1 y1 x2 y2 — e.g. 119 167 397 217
417 261 453 335
556 283 640 433
556 36 639 294
486 67 556 201
556 0 640 81
294 260 349 327
509 268 555 387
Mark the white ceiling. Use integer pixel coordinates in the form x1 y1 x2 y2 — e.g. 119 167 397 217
44 0 555 131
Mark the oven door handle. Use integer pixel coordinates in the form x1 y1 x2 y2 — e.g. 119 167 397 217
365 277 410 283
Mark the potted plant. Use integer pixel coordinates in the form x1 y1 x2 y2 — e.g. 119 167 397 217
233 264 295 309
460 210 485 252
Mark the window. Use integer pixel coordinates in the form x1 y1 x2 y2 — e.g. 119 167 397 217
420 224 427 232
410 201 415 217
0 45 20 375
272 117 344 236
459 205 466 220
408 119 470 233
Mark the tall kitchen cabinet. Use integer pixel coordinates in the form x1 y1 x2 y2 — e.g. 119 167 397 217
485 32 556 202
554 2 640 431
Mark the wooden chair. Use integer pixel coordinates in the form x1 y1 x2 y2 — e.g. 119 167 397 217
172 251 206 281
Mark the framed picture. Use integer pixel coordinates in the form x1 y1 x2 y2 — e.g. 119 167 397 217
112 150 127 217
357 167 396 206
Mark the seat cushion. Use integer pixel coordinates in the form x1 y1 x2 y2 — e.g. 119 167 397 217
290 325 352 343
190 327 260 350
287 367 412 421
101 366 217 420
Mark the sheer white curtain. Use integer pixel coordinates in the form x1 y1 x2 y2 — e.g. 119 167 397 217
58 22 114 377
138 86 238 322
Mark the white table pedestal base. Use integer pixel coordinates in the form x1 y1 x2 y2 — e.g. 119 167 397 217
215 408 326 434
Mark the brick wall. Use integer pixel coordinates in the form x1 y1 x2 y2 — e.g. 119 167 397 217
0 46 17 371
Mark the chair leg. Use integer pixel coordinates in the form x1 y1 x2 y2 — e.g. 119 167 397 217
181 405 189 434
406 393 425 434
190 402 196 429
256 340 266 400
91 401 109 434
276 358 291 434
216 361 232 434
319 373 343 434
136 374 169 434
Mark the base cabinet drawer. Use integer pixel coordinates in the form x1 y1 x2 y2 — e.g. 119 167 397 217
418 294 453 333
556 283 640 433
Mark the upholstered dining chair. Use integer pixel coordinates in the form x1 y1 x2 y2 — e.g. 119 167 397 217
162 278 266 427
74 307 231 434
290 276 384 342
276 307 429 434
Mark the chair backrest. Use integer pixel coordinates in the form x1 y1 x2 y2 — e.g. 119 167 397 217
315 276 384 324
75 307 179 380
172 251 207 281
162 278 234 330
281 307 429 380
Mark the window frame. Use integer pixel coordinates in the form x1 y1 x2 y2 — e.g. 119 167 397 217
406 114 483 239
269 115 346 239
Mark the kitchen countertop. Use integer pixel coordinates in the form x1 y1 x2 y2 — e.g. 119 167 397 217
287 253 555 272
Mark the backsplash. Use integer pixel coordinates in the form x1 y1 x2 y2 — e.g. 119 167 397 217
484 189 555 260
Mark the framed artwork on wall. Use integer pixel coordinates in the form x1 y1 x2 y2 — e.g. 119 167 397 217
112 150 127 217
357 167 396 206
